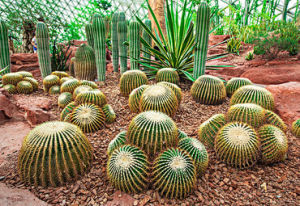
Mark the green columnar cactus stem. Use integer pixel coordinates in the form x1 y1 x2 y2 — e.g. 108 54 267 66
92 14 106 82
142 19 152 68
36 22 52 78
111 13 119 72
85 23 94 49
73 44 96 81
129 21 140 70
193 2 210 78
0 20 10 72
118 13 128 74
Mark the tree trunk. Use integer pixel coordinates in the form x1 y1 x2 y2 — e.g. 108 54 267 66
21 20 35 53
148 0 166 37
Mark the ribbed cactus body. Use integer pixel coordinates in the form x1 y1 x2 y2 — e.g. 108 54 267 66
49 85 60 94
156 68 179 84
119 70 148 96
80 80 98 89
43 74 60 92
60 101 77 121
292 119 300 138
193 2 210 78
58 92 73 108
16 81 33 94
0 20 10 72
226 77 252 96
129 21 140 70
92 14 106 81
111 13 119 72
60 79 80 93
36 22 52 78
74 44 96 81
118 13 128 74
107 131 127 156
51 71 69 79
85 23 94 49
23 77 38 91
2 73 23 85
178 129 188 140
142 19 152 65
128 85 150 113
264 110 287 131
3 84 17 94
75 89 107 107
157 82 182 104
102 104 116 123
73 85 93 99
17 71 33 78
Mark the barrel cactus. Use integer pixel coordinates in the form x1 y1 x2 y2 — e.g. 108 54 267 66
51 71 69 79
85 23 94 49
230 85 275 110
75 90 107 107
60 101 77 121
140 84 178 117
118 13 128 73
60 77 73 85
264 110 287 131
292 119 300 138
69 103 105 133
226 103 265 128
127 111 178 156
119 70 148 96
198 114 226 148
3 84 17 94
157 81 182 104
102 104 116 123
17 81 33 94
111 13 119 72
60 79 80 93
107 131 127 156
178 137 209 175
49 85 60 94
226 77 252 96
2 73 23 85
0 20 10 72
18 121 93 187
58 92 73 108
17 71 33 78
43 75 60 92
215 122 260 168
152 148 196 199
23 77 38 91
128 85 149 113
258 125 288 164
129 21 140 70
80 80 98 89
178 129 188 140
191 75 226 105
73 85 93 99
156 68 180 84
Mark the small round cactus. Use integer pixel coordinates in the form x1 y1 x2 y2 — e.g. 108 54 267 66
264 110 287 131
18 121 93 187
127 111 178 156
43 75 60 92
128 85 149 113
157 81 182 104
60 79 80 93
140 85 178 117
51 71 69 78
178 137 209 175
292 119 300 138
60 77 73 85
60 101 77 120
230 85 275 110
3 84 17 94
75 90 107 107
58 92 73 108
80 80 98 89
152 148 196 199
17 81 33 94
49 85 60 94
191 75 226 105
178 129 188 140
198 114 226 148
258 125 288 164
119 70 148 96
2 73 23 85
23 77 38 91
156 68 179 84
107 145 149 193
215 122 260 168
102 104 116 123
226 77 252 96
107 131 127 156
70 103 105 133
73 85 93 99
226 103 265 128
17 71 33 78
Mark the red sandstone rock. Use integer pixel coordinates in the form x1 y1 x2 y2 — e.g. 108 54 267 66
10 53 38 63
266 82 300 126
24 108 51 126
13 96 53 111
0 91 19 120
107 62 114 73
11 62 40 72
209 35 230 46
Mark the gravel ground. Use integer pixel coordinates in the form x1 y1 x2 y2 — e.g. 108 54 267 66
1 73 299 206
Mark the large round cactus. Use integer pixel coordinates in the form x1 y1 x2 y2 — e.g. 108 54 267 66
258 125 288 164
226 103 265 128
17 71 33 78
178 129 188 140
230 85 275 110
23 77 38 91
60 101 77 121
264 110 287 132
215 122 260 168
17 81 33 94
80 80 98 89
75 90 107 107
49 85 60 94
107 145 149 193
3 84 17 94
43 74 60 92
157 81 182 104
178 137 209 175
2 73 23 85
51 71 69 79
156 68 180 84
226 77 252 96
60 79 80 93
18 121 93 187
128 85 149 113
119 70 148 96
152 148 196 199
60 77 73 85
58 92 73 108
139 85 178 117
73 85 93 99
102 104 116 123
127 111 178 156
107 131 127 156
191 75 226 105
292 119 300 138
198 114 226 148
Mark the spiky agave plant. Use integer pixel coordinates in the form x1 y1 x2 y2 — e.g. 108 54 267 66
73 85 93 99
128 85 150 113
127 111 178 156
226 77 252 96
23 77 38 91
107 131 127 156
264 110 287 132
198 114 226 148
157 81 182 104
191 75 226 105
215 122 260 168
178 137 209 175
230 85 275 110
80 80 98 89
3 84 17 94
107 145 149 193
58 92 73 108
75 90 107 107
152 148 196 199
60 101 77 121
119 70 148 96
139 84 178 116
258 125 288 164
156 68 179 84
43 74 60 92
17 81 33 94
102 104 116 123
60 79 80 93
2 73 23 85
18 121 93 187
49 85 60 94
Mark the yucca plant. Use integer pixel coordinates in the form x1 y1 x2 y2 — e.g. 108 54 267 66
58 92 73 108
128 85 150 113
107 131 127 156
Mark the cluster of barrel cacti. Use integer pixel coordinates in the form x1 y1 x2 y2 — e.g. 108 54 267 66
107 110 209 199
2 71 38 94
43 71 71 94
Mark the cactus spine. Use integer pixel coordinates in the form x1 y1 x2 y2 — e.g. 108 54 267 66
111 13 119 72
0 20 10 72
36 22 52 78
92 14 106 82
142 19 152 66
129 21 140 70
193 2 210 78
85 23 94 49
118 13 128 74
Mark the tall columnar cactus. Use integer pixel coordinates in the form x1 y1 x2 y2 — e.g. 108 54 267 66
142 19 152 66
85 23 94 49
111 13 119 72
73 44 96 81
92 14 106 82
193 2 210 78
0 20 10 72
118 13 128 74
36 22 52 78
129 21 140 70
